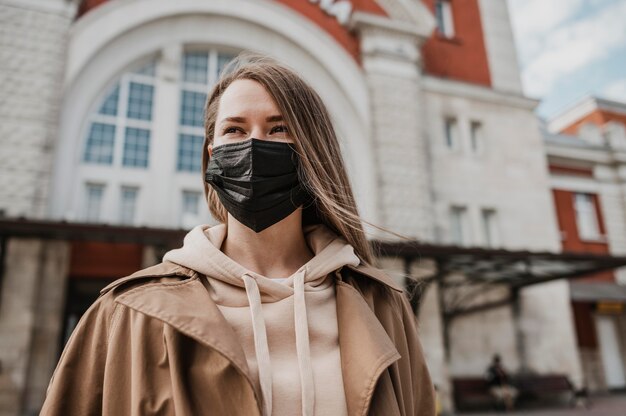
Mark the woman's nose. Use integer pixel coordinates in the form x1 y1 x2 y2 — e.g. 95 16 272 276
249 127 267 140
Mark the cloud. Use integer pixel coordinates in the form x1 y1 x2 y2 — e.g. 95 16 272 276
508 0 626 98
603 79 626 102
507 0 583 62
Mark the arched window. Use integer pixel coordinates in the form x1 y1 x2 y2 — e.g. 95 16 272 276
76 50 236 227
83 59 157 168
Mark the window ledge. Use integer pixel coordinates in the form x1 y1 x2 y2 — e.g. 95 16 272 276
579 235 609 244
435 33 463 45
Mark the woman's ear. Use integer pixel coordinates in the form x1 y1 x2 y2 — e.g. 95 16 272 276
208 144 213 158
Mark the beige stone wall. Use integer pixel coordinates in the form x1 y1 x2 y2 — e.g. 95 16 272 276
521 281 584 388
0 238 70 416
353 15 436 241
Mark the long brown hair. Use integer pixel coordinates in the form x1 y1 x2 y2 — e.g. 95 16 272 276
202 52 413 267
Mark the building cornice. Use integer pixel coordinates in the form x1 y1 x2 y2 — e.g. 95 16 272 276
422 75 538 110
348 10 434 41
547 95 626 133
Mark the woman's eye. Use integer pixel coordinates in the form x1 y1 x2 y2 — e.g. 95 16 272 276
271 125 289 134
223 126 241 135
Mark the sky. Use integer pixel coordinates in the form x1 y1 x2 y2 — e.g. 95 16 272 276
506 0 626 121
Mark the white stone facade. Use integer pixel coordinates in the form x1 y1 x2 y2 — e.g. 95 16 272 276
0 0 78 218
477 0 524 94
422 76 584 385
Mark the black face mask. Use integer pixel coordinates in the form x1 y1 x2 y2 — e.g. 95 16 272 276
205 138 312 233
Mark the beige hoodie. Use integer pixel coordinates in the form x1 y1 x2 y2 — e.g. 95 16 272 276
162 222 361 416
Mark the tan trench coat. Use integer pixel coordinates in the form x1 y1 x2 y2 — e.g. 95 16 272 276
40 260 436 415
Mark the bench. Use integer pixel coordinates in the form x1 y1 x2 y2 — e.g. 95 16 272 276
452 378 494 411
513 373 575 405
452 374 576 411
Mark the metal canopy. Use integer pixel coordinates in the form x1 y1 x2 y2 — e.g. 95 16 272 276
570 281 626 302
373 240 626 289
3 217 626 291
373 239 626 363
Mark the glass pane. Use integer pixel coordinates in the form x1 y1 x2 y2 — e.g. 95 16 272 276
177 133 204 171
123 127 150 168
182 191 200 215
83 123 115 164
98 84 119 116
119 186 139 225
445 118 457 148
435 1 445 33
482 209 498 247
217 53 236 77
574 193 600 239
180 90 207 127
183 52 209 84
127 82 154 121
84 184 104 222
471 121 483 152
450 206 467 245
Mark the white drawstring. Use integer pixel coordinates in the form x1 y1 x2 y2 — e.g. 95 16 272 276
241 269 316 416
294 268 315 416
242 274 273 416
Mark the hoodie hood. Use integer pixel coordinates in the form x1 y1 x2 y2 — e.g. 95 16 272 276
162 222 360 416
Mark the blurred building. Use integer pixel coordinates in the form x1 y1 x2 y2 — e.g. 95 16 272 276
545 96 626 392
1 0 624 414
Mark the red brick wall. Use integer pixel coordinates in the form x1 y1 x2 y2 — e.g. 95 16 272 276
549 164 594 177
552 189 614 283
76 0 495 82
420 0 491 86
572 301 598 348
75 0 389 64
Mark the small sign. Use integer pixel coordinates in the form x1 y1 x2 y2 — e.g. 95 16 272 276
308 0 353 26
596 301 624 314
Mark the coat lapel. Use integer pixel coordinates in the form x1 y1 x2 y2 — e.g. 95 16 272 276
335 270 402 416
114 275 264 409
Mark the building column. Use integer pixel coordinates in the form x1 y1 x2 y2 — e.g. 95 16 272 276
349 12 435 241
0 238 70 415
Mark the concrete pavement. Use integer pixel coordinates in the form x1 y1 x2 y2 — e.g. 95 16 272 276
456 393 626 416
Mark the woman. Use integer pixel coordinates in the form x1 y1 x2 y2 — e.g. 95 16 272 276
40 53 436 415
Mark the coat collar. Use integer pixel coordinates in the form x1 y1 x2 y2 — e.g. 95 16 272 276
103 261 403 415
343 262 405 293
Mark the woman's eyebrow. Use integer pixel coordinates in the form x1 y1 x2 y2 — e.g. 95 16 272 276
219 115 283 125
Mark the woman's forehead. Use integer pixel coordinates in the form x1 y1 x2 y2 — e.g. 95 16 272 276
218 79 281 119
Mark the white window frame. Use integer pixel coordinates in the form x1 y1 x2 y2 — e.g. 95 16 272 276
449 205 470 246
119 185 140 225
180 189 202 229
82 58 157 169
444 116 460 151
573 192 601 241
436 0 455 39
83 183 106 223
481 208 500 248
470 120 484 155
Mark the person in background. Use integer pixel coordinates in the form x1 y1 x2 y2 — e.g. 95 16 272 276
485 354 518 411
